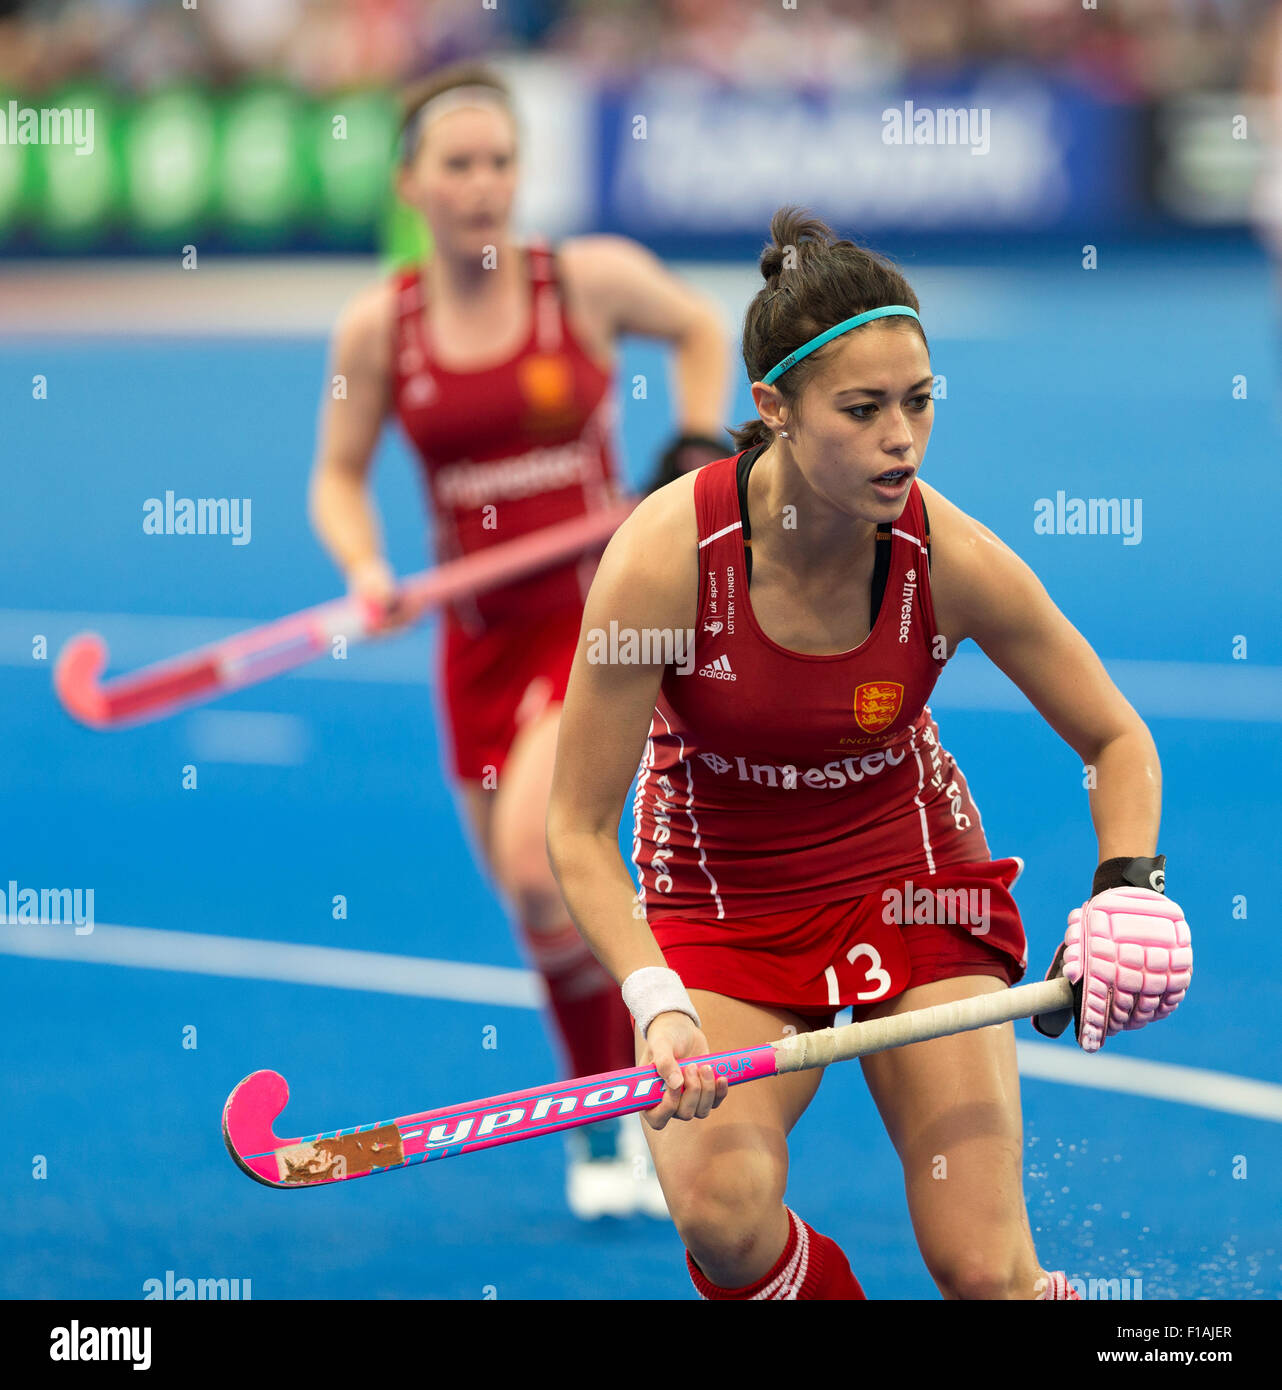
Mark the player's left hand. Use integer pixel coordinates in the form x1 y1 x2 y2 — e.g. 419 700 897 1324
1035 887 1193 1053
347 555 412 634
645 432 731 494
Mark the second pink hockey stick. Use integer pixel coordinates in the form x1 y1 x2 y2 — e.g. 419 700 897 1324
54 501 634 729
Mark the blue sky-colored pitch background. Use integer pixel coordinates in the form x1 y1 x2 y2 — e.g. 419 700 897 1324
1 241 1279 1298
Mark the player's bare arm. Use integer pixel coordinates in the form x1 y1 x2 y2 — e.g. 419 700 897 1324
307 280 408 619
547 474 726 1124
559 235 731 438
920 478 1160 859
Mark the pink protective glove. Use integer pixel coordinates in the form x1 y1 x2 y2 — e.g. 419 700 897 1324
1058 886 1193 1053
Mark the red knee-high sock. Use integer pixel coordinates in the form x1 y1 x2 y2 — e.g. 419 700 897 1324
518 919 636 1077
686 1209 867 1300
1039 1270 1083 1300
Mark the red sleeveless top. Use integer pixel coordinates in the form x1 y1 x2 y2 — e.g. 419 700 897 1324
389 239 624 631
633 449 992 921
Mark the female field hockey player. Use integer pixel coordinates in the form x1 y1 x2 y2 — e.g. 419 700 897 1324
307 62 732 1217
547 207 1192 1298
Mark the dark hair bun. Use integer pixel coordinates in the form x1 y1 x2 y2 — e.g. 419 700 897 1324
730 205 925 453
760 243 787 281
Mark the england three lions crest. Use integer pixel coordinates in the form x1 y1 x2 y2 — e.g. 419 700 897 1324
853 680 904 734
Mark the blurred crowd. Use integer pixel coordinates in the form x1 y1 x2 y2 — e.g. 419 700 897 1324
0 0 1272 98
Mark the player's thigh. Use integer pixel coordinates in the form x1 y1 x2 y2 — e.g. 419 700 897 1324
858 975 1035 1272
489 702 562 891
455 780 497 869
642 989 825 1226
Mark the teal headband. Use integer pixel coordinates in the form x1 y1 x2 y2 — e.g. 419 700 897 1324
761 305 922 386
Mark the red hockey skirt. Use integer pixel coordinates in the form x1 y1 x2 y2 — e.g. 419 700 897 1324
649 858 1029 1024
439 599 583 782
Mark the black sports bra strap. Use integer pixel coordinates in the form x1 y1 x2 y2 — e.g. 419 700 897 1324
869 525 894 627
736 444 765 584
872 496 930 618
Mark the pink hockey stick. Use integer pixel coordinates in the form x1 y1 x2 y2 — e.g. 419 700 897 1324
55 501 635 730
222 977 1073 1188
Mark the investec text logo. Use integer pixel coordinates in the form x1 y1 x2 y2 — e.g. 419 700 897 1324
897 570 916 644
697 746 906 790
645 772 678 892
435 440 593 507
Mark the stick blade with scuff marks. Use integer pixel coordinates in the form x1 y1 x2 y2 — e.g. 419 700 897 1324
274 1127 404 1185
223 1071 405 1188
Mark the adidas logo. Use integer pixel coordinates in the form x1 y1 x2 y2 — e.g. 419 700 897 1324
698 654 736 681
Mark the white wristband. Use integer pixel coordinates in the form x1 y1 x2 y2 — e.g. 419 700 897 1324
622 966 701 1038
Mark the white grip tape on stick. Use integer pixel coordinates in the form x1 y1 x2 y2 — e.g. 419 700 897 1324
319 596 376 644
771 977 1073 1075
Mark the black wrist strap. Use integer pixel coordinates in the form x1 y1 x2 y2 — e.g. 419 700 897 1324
1093 855 1166 898
670 432 729 454
1035 853 1167 1043
647 432 732 494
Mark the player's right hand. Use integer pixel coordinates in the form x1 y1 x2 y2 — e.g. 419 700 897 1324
347 556 412 632
639 1012 728 1130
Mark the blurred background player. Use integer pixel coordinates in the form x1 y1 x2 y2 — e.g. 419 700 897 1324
306 61 732 1218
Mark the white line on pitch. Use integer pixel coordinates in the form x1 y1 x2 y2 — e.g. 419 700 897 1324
0 921 543 1009
1014 1042 1282 1124
0 921 1278 1123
